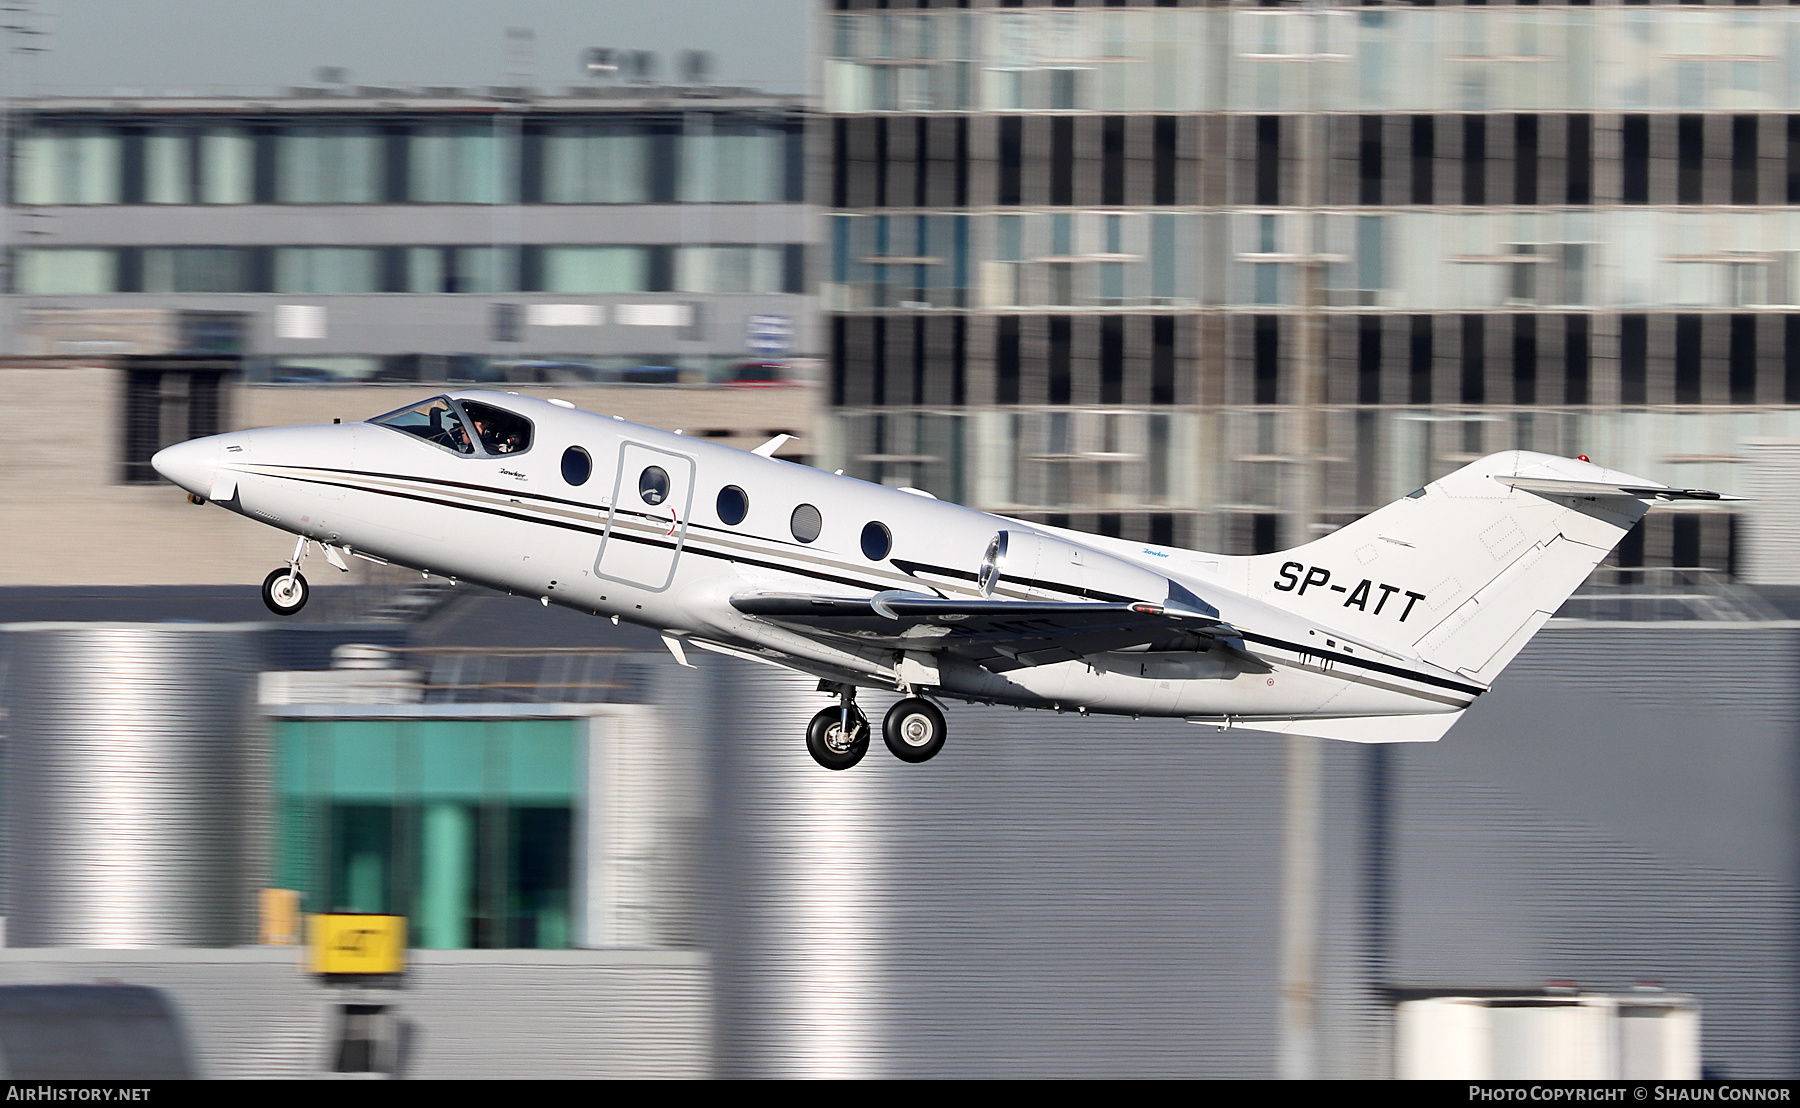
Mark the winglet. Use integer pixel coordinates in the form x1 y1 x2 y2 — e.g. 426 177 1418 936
751 434 791 458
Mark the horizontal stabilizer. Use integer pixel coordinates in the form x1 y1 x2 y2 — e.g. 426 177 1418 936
1499 476 1745 502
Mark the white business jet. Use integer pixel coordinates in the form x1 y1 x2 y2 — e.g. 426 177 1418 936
152 390 1730 770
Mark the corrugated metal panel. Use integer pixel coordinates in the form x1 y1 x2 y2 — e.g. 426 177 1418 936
1384 622 1800 1079
704 659 891 1079
702 655 1289 1079
1 623 263 947
1744 442 1800 586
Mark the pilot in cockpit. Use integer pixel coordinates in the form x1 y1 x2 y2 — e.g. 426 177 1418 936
470 414 521 454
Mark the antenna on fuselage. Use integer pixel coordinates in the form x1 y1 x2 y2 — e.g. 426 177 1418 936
751 434 790 458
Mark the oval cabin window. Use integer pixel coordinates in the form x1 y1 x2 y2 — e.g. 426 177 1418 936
790 503 823 544
639 466 671 506
860 521 892 561
561 446 591 486
717 485 749 526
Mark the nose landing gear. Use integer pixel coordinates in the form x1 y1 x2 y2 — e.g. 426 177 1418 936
261 536 311 616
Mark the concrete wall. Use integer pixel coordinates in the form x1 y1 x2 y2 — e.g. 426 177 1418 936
0 948 711 1079
2 361 819 585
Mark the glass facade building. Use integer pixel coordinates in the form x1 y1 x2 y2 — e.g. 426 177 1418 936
274 716 580 949
821 1 1800 572
3 88 817 383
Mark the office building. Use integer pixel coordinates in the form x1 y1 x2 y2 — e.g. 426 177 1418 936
822 2 1800 578
5 84 815 384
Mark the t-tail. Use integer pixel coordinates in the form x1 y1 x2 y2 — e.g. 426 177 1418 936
1233 451 1736 744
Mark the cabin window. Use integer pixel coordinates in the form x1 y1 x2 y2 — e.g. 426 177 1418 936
860 521 891 561
460 400 532 455
368 397 475 455
790 503 823 544
560 446 591 486
717 485 749 525
639 466 671 506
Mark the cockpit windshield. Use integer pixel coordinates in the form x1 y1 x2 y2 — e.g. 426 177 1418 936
460 400 533 455
368 397 474 455
369 395 535 458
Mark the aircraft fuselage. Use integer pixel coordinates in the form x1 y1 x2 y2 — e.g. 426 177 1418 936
152 391 1466 729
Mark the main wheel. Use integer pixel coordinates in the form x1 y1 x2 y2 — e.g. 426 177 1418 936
262 567 310 616
805 706 869 771
883 697 947 763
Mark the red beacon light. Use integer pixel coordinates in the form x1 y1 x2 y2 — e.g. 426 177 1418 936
1577 455 1590 463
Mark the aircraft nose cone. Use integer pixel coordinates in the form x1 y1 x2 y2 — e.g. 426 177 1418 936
151 437 217 498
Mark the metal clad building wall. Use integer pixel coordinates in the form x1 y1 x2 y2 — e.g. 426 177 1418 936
1386 622 1800 1079
869 704 1287 1078
1745 443 1800 586
1 623 262 947
701 653 1289 1079
704 658 890 1079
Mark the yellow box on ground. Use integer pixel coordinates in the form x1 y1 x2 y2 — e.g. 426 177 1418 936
260 889 300 945
309 914 406 975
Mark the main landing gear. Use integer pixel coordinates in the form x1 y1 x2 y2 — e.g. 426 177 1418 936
882 697 947 764
262 536 310 616
806 685 949 770
805 700 869 771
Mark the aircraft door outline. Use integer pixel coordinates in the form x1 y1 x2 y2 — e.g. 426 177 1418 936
595 440 696 592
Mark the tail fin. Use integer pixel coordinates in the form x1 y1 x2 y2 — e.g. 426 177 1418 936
1245 452 1706 687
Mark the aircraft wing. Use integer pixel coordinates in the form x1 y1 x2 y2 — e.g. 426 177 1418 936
731 591 1226 671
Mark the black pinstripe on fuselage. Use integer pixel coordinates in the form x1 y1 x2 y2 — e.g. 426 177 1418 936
242 461 1484 709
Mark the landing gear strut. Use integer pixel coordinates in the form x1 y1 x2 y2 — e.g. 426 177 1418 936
883 697 947 763
805 685 869 771
261 536 311 616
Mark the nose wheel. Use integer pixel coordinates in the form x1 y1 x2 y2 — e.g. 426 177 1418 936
261 535 311 616
805 704 870 771
262 567 309 615
883 697 947 763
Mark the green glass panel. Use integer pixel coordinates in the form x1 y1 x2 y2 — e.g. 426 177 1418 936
274 721 310 799
272 798 310 894
417 802 474 948
416 721 488 801
504 720 578 803
329 721 399 801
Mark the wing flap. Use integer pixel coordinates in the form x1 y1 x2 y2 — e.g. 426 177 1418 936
730 592 1224 669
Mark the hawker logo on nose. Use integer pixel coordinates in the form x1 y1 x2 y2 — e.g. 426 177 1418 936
1272 561 1426 621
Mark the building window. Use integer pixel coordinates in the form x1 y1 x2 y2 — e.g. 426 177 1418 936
541 122 651 203
143 248 255 293
14 125 122 205
274 717 578 950
275 248 383 294
122 363 228 485
276 126 385 203
679 116 788 203
541 246 649 294
675 246 786 294
15 249 117 294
